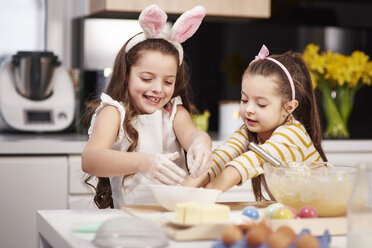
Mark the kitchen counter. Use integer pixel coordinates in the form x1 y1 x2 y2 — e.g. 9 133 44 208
37 209 218 248
37 209 348 248
1 132 372 155
0 133 88 154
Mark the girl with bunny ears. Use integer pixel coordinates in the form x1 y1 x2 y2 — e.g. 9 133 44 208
82 5 212 209
184 45 327 201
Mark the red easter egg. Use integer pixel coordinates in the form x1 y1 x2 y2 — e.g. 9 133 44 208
299 206 317 218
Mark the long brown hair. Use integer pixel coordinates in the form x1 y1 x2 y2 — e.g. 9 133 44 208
84 35 192 209
244 51 327 201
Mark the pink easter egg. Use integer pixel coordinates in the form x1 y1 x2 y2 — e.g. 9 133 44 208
299 205 317 218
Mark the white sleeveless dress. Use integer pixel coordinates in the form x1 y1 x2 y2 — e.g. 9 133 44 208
88 93 187 208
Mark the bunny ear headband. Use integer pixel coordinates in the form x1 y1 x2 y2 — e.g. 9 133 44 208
125 4 206 65
250 45 296 101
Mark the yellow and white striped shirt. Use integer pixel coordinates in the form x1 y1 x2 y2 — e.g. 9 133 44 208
210 119 323 184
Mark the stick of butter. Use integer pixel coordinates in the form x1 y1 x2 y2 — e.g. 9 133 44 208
174 202 230 225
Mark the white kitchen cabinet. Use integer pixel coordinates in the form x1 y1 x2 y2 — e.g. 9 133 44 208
0 156 68 248
68 155 97 210
89 0 271 19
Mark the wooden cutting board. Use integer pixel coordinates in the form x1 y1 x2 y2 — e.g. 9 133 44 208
119 202 347 241
161 222 234 241
119 204 229 240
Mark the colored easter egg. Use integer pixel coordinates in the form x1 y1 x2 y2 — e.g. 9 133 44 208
265 203 284 218
284 206 298 218
299 206 317 218
272 208 295 219
242 206 259 220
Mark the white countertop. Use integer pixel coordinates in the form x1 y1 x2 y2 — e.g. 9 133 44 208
0 132 372 155
37 209 348 248
37 210 217 248
0 133 88 154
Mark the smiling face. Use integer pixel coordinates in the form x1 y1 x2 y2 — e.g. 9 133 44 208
240 74 291 141
128 50 178 114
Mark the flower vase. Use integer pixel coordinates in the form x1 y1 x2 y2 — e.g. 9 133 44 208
302 43 372 139
322 93 350 139
319 80 359 139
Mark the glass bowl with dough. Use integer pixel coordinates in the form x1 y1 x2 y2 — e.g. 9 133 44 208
263 162 357 217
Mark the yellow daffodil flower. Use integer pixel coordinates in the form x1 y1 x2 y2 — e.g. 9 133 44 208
302 44 372 139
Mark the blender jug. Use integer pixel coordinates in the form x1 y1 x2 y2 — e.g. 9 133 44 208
12 51 60 100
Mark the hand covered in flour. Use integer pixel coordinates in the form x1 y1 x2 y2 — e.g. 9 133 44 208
140 152 187 185
187 132 212 178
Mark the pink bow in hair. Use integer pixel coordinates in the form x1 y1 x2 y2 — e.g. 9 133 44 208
250 45 269 65
249 45 296 101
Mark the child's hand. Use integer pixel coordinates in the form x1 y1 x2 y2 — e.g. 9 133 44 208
140 152 187 185
182 174 210 188
187 136 212 178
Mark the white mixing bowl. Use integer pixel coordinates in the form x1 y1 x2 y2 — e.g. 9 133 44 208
150 184 222 211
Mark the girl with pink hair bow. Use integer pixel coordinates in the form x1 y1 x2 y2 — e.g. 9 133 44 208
184 45 327 201
82 5 212 209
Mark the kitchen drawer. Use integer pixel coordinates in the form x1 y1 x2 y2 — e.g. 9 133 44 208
68 195 98 210
69 155 97 194
0 156 68 248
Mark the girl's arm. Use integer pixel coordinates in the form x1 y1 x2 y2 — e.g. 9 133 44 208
82 106 150 177
205 166 241 192
82 106 187 184
173 105 212 177
181 124 250 188
182 172 210 187
206 121 317 191
209 126 249 179
183 165 241 191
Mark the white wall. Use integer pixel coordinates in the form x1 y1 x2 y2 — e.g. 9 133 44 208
47 0 89 69
0 0 45 56
0 0 88 69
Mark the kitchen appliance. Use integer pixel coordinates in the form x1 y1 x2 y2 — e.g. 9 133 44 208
0 51 75 132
